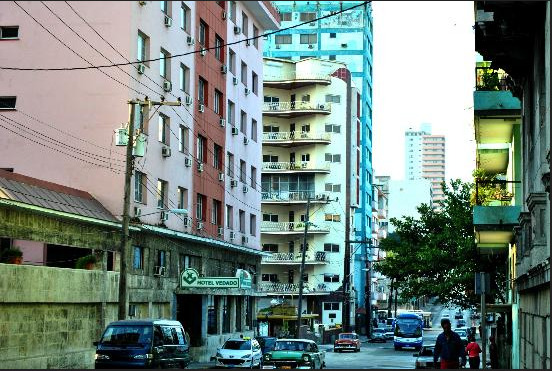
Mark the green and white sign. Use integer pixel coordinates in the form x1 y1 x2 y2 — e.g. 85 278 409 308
181 268 252 289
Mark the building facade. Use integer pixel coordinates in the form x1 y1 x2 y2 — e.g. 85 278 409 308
0 0 279 364
258 57 359 332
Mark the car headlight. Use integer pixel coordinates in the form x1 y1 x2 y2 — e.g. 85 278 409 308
302 355 311 363
242 354 252 359
95 354 110 360
216 352 223 358
133 354 153 360
264 353 271 361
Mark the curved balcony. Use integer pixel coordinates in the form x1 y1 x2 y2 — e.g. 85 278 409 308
257 282 332 295
261 191 332 205
260 221 331 235
261 251 328 265
261 161 331 174
262 131 332 147
263 73 332 90
262 101 332 118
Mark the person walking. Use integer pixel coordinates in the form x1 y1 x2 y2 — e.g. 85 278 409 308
489 336 498 369
465 336 482 369
434 318 467 369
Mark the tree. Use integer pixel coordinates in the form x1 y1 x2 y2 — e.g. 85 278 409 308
374 179 505 309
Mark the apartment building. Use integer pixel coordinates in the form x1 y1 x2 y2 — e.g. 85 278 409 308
0 0 279 363
405 124 446 207
258 57 359 332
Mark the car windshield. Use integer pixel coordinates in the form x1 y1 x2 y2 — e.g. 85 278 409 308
100 325 152 347
274 341 308 351
223 340 251 350
339 334 355 339
455 330 467 337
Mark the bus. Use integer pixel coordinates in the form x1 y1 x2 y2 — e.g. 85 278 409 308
393 313 423 351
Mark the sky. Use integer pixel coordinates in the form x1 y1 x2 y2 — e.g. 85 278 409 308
371 1 477 183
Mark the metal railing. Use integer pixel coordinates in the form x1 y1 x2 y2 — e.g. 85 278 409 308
262 131 331 142
261 161 331 172
262 251 328 263
260 221 331 233
257 282 331 293
262 191 314 202
262 101 332 112
475 67 511 91
264 73 332 83
474 178 520 206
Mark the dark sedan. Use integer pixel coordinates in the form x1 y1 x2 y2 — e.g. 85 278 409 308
413 344 435 369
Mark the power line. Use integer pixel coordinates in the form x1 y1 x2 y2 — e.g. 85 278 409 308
2 1 369 71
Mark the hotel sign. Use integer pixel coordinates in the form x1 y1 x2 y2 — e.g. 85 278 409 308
180 268 252 289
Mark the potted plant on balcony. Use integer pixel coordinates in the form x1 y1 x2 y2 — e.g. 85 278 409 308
0 247 23 265
75 254 97 270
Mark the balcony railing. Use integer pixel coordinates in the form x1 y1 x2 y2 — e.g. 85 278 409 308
377 209 387 219
261 221 331 233
264 73 332 83
262 101 332 113
257 282 332 294
262 191 331 203
475 67 511 91
262 131 331 143
261 161 331 172
262 251 328 264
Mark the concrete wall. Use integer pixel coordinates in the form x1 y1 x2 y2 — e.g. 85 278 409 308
518 286 550 369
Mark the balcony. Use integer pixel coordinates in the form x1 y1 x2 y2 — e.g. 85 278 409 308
261 221 331 235
263 73 332 90
261 251 328 265
261 161 331 174
262 191 331 205
377 229 387 239
262 131 331 147
262 101 332 118
257 282 332 295
377 208 387 219
473 205 521 255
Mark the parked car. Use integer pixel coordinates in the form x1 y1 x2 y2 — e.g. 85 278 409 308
384 329 395 340
93 319 190 369
214 337 263 368
413 344 435 369
454 328 469 346
456 319 467 328
262 339 325 369
255 336 277 355
369 328 386 343
454 312 463 320
441 313 450 319
334 332 361 352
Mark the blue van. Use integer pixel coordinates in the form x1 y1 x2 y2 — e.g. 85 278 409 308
94 319 190 369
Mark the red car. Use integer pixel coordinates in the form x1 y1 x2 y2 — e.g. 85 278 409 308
333 332 361 353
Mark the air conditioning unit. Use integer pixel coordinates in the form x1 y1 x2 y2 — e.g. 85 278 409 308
161 146 171 157
308 44 314 49
184 157 192 167
341 43 348 48
244 87 251 95
234 26 241 34
198 103 204 112
200 48 207 56
186 35 195 45
242 185 248 194
318 103 326 110
160 211 169 221
139 1 147 6
242 235 249 244
246 39 251 46
232 77 239 85
218 172 224 181
231 127 239 136
230 179 238 188
197 221 204 230
222 10 227 19
133 206 142 217
154 266 166 276
309 22 316 26
243 137 249 145
163 80 172 92
185 95 193 105
115 128 128 146
219 118 226 127
137 63 146 74
217 226 224 237
164 15 172 27
229 231 236 240
183 216 190 228
275 44 281 49
197 162 204 172
221 64 228 74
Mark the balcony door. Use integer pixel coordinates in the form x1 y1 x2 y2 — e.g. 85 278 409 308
290 94 296 109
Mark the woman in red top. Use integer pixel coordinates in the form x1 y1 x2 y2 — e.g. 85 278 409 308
465 336 482 369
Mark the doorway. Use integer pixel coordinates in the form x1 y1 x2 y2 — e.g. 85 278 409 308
177 294 203 347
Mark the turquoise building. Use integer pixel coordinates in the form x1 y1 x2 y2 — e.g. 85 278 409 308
263 1 374 311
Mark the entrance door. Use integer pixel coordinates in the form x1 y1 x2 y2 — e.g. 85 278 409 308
177 295 202 347
290 94 296 109
288 211 295 231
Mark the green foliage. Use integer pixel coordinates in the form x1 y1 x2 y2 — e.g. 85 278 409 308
0 247 23 262
479 69 500 91
75 254 97 269
471 169 513 206
373 179 505 309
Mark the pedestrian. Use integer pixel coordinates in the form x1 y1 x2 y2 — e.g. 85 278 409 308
465 336 482 369
434 318 467 369
489 336 498 369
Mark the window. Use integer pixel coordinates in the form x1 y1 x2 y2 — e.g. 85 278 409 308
250 214 256 236
329 55 336 61
227 152 235 177
325 94 341 103
179 125 189 153
133 246 144 269
325 124 341 133
324 274 340 283
0 26 19 39
274 34 292 44
325 213 341 222
252 25 259 48
299 34 317 44
0 97 16 110
160 48 170 79
250 166 257 188
157 250 167 269
177 187 188 210
300 12 316 21
214 89 222 115
241 12 248 36
251 119 257 142
262 213 278 222
199 19 208 47
196 193 206 220
262 154 278 163
179 63 190 93
262 274 278 282
160 1 169 14
158 114 169 144
137 31 149 64
301 94 310 102
240 160 246 182
280 12 292 21
226 204 233 229
324 243 339 253
227 100 235 125
229 49 236 75
325 153 341 163
198 77 207 104
251 71 258 95
213 143 223 170
212 199 221 225
329 33 336 38
240 111 247 135
239 209 245 233
157 179 168 208
134 171 147 203
229 1 237 23
241 61 247 85
262 244 278 252
207 296 217 335
180 2 190 32
323 302 340 310
215 34 224 61
197 135 206 163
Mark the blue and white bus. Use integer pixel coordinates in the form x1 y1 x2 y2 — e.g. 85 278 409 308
393 313 423 351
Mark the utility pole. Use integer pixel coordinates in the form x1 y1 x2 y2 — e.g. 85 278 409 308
118 97 181 320
481 272 487 369
296 197 310 339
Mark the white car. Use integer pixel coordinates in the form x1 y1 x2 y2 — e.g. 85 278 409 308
215 338 263 368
